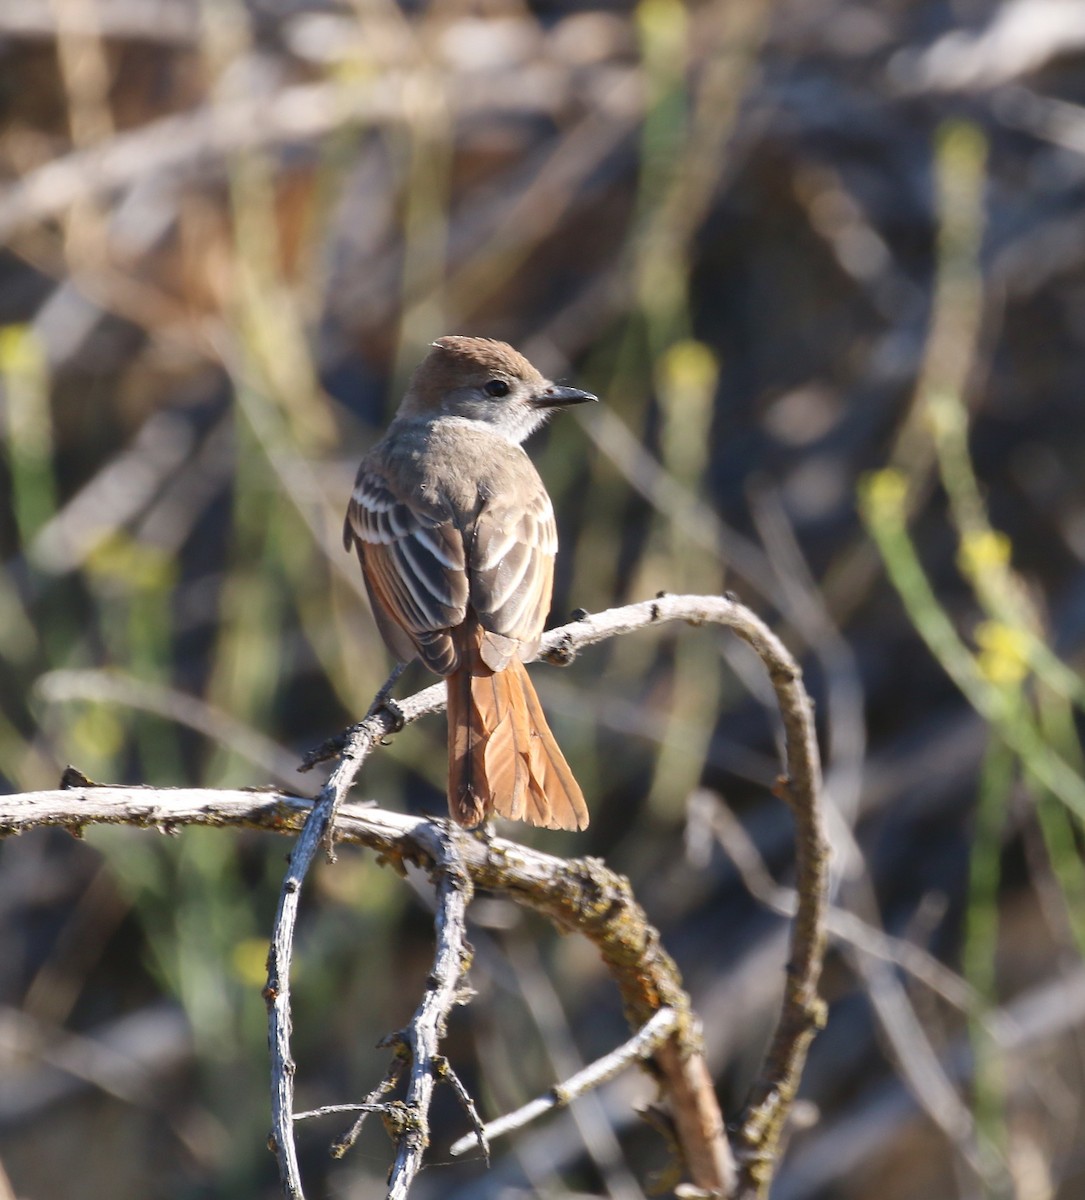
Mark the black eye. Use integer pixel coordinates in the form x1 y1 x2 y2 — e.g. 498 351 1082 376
484 379 510 398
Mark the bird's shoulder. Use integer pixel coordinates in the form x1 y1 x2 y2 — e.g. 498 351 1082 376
359 416 543 516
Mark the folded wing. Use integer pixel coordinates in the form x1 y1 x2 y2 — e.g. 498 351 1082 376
344 470 469 675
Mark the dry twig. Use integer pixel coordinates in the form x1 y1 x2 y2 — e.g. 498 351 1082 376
449 1006 680 1157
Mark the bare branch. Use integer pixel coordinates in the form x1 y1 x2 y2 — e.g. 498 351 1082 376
387 832 475 1197
501 935 646 1198
1 593 827 1200
328 1058 406 1159
294 1102 391 1122
435 1056 490 1166
0 68 641 245
449 1006 680 1157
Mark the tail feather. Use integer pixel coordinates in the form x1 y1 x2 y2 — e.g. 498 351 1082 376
517 667 589 830
447 663 489 827
483 709 527 820
447 656 588 831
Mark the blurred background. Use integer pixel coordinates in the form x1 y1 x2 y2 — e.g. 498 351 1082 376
3 0 1085 1197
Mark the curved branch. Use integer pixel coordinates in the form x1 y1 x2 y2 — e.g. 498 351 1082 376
1 593 827 1199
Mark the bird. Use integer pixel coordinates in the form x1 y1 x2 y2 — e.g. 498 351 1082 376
343 335 596 831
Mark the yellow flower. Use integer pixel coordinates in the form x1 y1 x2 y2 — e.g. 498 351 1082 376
975 619 1031 687
659 339 718 396
958 529 1011 581
86 533 177 593
859 468 909 519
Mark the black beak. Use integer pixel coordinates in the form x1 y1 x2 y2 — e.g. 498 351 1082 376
532 384 598 409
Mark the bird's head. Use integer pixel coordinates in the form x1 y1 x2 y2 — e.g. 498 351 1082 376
399 335 596 444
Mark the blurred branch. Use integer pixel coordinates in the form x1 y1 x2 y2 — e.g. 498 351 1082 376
0 67 641 245
778 961 1085 1198
1 593 826 1199
687 790 979 1014
28 409 200 576
579 405 779 599
36 667 304 788
1 0 199 44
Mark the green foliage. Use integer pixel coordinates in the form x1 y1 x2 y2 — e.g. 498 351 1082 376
861 122 1085 1192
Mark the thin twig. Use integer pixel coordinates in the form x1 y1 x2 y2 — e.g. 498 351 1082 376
387 831 475 1198
262 665 421 1197
436 1056 490 1166
502 934 646 1200
294 1102 392 1121
329 1057 406 1158
449 1006 679 1157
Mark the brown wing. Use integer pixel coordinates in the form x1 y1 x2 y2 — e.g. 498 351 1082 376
469 481 557 672
344 468 469 675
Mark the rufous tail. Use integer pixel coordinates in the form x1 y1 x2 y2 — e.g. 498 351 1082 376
446 658 588 831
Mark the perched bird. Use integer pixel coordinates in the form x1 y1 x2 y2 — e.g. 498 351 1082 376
343 336 595 830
